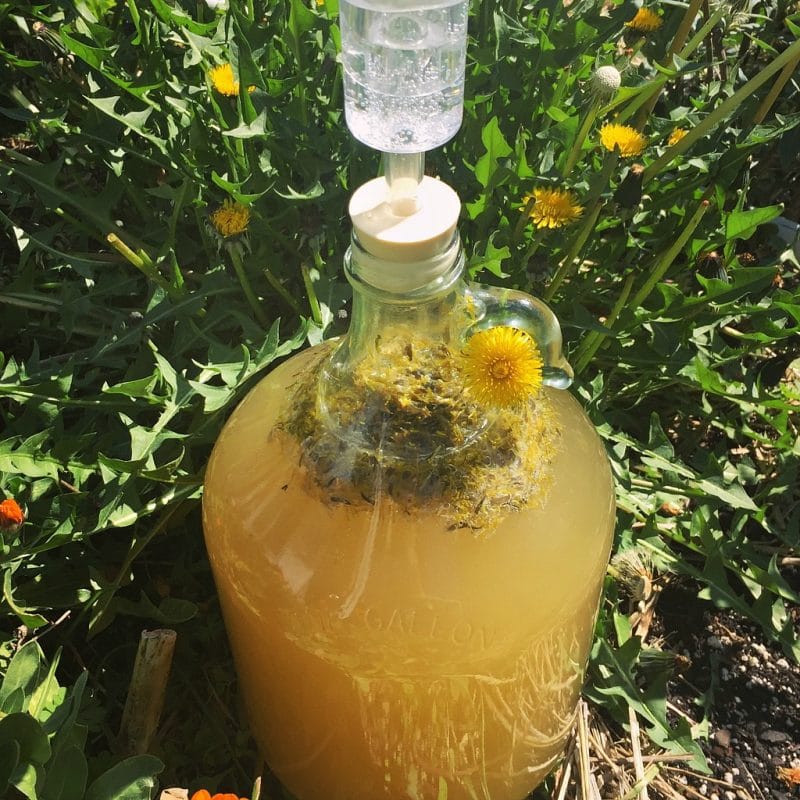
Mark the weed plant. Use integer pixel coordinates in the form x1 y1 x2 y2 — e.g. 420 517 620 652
0 0 798 797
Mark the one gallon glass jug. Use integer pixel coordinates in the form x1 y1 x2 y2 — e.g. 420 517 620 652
203 173 615 800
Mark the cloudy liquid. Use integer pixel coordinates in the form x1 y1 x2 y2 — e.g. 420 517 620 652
203 346 615 800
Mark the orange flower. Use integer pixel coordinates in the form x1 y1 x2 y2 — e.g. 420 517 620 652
778 766 800 786
0 498 24 529
190 792 248 800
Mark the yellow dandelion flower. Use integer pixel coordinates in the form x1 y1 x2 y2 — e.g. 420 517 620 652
211 200 250 238
523 187 584 230
462 326 543 408
209 63 256 97
600 123 647 157
667 128 688 146
625 7 663 33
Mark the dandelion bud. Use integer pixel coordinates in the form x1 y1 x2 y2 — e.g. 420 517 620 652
590 66 622 101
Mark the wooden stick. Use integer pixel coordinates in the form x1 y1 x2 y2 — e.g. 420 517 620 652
628 706 649 800
119 629 177 755
624 752 694 764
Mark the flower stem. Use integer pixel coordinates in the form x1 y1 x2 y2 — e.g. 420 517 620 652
636 0 705 127
229 245 270 327
573 273 635 375
264 267 301 315
107 233 177 298
752 51 800 126
544 202 603 302
629 191 713 310
562 98 600 178
544 151 618 301
522 227 546 266
677 5 727 61
301 263 323 326
512 195 536 244
641 34 800 186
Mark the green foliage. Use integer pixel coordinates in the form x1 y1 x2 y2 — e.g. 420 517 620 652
0 0 798 793
0 641 162 800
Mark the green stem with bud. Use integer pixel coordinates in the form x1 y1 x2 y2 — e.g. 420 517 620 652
562 98 600 178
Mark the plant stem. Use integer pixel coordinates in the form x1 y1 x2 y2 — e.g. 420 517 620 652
228 245 270 327
641 34 800 185
636 0 705 127
629 191 713 310
574 272 635 375
512 195 536 244
752 51 800 125
301 263 323 326
562 98 600 178
677 5 727 61
522 227 546 266
107 233 176 297
545 151 618 301
264 266 301 315
544 202 603 302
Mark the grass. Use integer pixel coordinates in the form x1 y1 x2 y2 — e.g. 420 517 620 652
0 0 798 797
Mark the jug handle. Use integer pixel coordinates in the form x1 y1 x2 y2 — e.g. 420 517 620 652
464 284 574 390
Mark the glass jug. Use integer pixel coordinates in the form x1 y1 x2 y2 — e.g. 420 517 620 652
202 232 615 800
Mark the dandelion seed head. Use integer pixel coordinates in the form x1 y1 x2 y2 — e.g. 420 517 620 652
590 65 622 100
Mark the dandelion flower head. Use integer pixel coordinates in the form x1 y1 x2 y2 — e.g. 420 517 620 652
667 128 688 146
600 123 647 157
0 498 24 529
462 326 544 408
211 200 250 238
209 63 255 97
625 7 663 33
524 187 583 229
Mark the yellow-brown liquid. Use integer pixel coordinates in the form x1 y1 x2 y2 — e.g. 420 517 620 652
203 345 615 800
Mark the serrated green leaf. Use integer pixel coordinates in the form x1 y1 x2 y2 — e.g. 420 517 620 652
474 117 513 188
725 204 782 242
222 110 269 139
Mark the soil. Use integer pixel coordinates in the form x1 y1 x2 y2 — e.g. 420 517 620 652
656 580 800 798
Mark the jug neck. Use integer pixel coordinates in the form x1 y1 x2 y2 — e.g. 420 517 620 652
343 232 467 358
